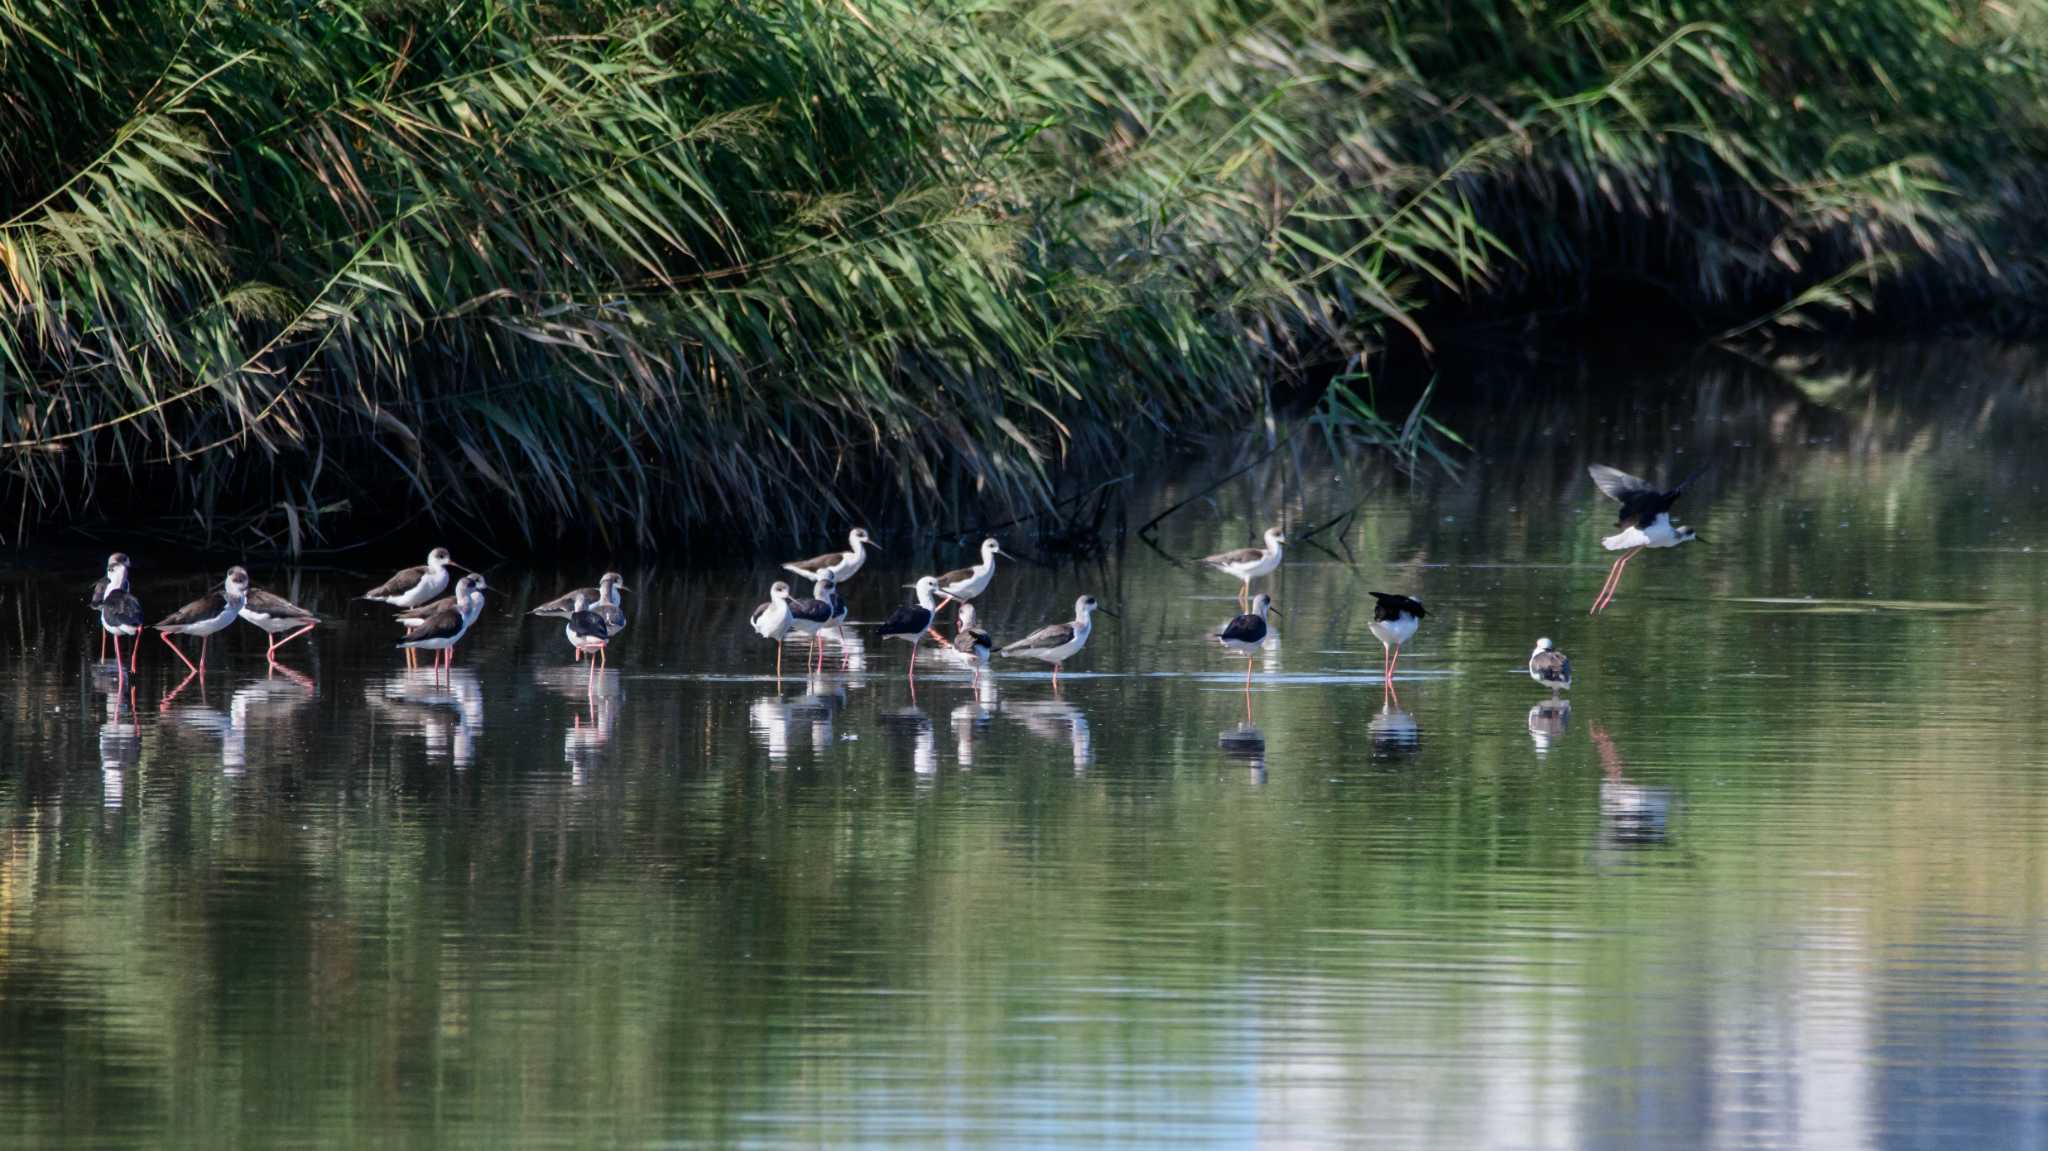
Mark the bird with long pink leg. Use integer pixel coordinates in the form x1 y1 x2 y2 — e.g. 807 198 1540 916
153 567 251 674
1586 464 1707 614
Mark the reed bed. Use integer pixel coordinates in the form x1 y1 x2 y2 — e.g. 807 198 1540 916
0 0 2039 550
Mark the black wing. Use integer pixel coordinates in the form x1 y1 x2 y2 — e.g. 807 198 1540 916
788 596 834 625
1588 464 1655 503
99 588 143 629
954 627 991 655
1002 622 1075 654
1218 613 1268 645
362 564 430 600
90 577 113 609
566 608 609 642
876 604 933 638
1592 462 1710 528
1369 592 1427 621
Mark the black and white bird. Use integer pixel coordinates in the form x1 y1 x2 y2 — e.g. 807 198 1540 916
91 552 144 674
931 538 1011 619
562 591 612 670
1587 464 1706 614
1367 592 1426 687
782 528 876 585
786 579 839 675
750 581 798 679
1528 637 1571 694
812 572 850 645
532 572 628 640
952 602 993 684
397 573 489 673
239 585 322 664
1202 527 1286 607
153 567 252 674
876 575 942 684
359 547 458 611
1000 594 1113 690
1217 593 1279 687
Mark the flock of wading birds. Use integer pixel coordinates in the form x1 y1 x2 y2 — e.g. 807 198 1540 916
81 463 1703 697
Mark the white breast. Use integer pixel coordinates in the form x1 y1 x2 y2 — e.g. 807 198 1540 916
1602 513 1681 551
1369 615 1419 647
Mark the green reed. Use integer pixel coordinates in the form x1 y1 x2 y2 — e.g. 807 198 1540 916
0 0 2036 550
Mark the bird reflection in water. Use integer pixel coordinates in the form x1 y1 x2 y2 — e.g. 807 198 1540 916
1527 698 1572 754
1008 699 1093 773
98 674 140 807
879 707 937 777
1590 723 1674 850
949 675 999 768
541 666 622 785
748 675 844 765
367 668 484 769
1217 722 1266 783
1368 701 1420 758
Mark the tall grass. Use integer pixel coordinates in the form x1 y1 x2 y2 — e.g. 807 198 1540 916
0 0 2039 551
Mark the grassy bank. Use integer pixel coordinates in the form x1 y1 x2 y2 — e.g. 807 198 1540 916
1 0 2041 552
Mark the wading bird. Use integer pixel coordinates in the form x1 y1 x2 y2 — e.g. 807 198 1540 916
786 580 839 674
1217 593 1279 688
750 581 797 679
1000 594 1113 691
953 603 993 685
397 574 488 675
359 548 458 611
783 528 876 585
239 584 321 664
91 553 144 675
153 567 252 674
1528 637 1571 694
532 572 628 656
877 576 943 686
562 592 612 672
1368 592 1426 688
1587 464 1706 614
1203 527 1286 607
931 538 1011 622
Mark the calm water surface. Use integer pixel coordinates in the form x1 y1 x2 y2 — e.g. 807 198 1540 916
6 343 2048 1148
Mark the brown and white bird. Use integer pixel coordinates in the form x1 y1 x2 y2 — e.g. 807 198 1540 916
396 573 488 674
999 594 1113 691
930 538 1011 620
1587 464 1706 614
782 528 876 585
1202 527 1285 607
239 585 321 663
153 567 252 673
1528 637 1571 694
359 547 458 611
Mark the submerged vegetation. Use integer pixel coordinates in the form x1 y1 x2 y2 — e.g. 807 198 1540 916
0 0 2042 551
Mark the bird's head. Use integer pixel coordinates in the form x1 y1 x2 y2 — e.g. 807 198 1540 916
601 571 629 594
1677 526 1701 545
982 537 1007 560
1535 637 1554 651
1266 527 1287 547
225 567 251 596
770 580 792 600
106 553 131 582
850 527 873 547
1251 593 1278 617
428 547 453 568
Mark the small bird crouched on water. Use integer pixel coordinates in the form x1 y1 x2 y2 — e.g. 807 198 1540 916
1528 637 1571 694
1587 464 1706 614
